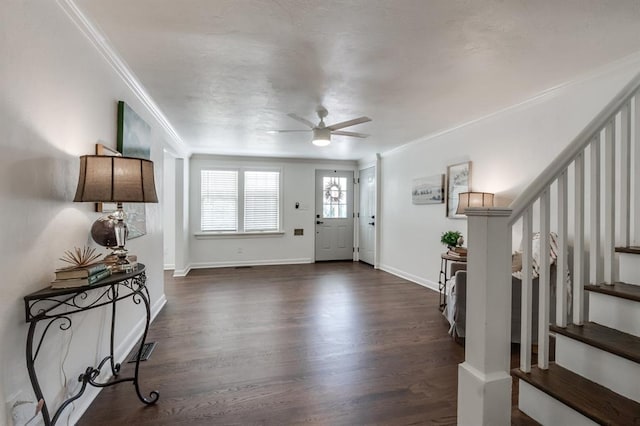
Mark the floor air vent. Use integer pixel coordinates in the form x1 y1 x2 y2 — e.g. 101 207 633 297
128 342 156 363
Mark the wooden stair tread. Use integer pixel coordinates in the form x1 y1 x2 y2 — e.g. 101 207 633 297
585 282 640 303
512 364 640 425
615 246 640 254
550 322 640 364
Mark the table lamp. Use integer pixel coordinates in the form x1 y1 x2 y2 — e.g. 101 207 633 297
74 155 158 271
456 192 494 215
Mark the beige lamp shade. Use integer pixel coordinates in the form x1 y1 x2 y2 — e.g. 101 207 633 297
74 155 158 203
456 192 494 215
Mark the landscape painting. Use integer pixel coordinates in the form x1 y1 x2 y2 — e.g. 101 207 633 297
446 161 471 218
412 174 445 204
116 101 151 238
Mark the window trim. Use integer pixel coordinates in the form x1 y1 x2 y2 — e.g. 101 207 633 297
197 166 284 235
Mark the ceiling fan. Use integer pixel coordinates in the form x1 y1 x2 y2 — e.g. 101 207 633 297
269 107 371 146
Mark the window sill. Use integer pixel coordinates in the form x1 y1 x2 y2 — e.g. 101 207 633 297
194 231 285 239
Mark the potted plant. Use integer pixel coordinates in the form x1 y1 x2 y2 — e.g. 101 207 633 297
441 231 466 255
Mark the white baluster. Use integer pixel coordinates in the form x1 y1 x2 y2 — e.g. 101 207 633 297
590 135 602 285
573 153 585 325
620 103 631 247
538 189 550 369
634 95 640 246
521 207 533 373
556 172 568 327
604 120 616 284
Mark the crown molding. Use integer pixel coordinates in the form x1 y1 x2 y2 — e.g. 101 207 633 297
57 0 190 158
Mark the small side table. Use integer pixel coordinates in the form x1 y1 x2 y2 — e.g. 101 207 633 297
24 264 159 426
439 253 467 308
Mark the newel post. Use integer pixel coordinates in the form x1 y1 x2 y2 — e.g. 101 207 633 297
458 207 513 425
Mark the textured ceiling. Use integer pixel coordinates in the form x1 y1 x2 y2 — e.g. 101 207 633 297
75 0 640 160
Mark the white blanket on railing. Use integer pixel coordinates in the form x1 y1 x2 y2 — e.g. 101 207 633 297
443 231 572 336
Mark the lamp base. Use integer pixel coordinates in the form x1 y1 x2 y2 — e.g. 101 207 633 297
104 250 135 273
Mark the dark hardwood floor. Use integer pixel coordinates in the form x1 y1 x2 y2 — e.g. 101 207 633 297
78 261 536 425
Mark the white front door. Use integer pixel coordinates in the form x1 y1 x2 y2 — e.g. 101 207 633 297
315 170 354 261
358 166 375 265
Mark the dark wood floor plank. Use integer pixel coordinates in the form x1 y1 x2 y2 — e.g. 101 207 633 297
78 262 529 425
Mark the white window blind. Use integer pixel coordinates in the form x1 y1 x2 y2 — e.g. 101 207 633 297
201 170 238 231
244 171 280 231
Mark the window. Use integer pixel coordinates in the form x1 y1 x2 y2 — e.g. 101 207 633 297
201 170 238 231
322 176 348 218
200 168 281 233
244 171 280 231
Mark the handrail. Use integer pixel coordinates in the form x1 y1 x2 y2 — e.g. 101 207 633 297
509 71 640 224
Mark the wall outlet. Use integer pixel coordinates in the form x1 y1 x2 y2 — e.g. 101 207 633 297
294 229 304 236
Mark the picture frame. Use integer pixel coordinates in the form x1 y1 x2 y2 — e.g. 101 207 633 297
115 101 152 239
446 161 472 219
94 143 121 213
412 174 445 204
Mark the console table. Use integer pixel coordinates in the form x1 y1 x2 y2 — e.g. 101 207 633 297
23 264 159 425
439 253 467 309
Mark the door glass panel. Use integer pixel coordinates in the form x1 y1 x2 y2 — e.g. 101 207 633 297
322 177 348 218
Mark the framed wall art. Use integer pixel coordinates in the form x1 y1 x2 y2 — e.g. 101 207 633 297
116 101 151 239
94 143 122 213
94 101 154 239
412 174 444 204
446 161 471 219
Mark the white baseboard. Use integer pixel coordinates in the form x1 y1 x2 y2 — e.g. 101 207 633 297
378 263 439 292
189 258 313 270
67 293 167 425
173 265 192 277
163 263 175 271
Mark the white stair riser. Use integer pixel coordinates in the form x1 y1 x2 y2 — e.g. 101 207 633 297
618 252 640 283
589 292 640 337
518 380 598 426
555 334 640 402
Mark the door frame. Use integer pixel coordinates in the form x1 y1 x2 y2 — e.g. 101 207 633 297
314 168 356 262
356 155 381 268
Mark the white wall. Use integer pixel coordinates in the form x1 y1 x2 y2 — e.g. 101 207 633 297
188 155 357 269
0 1 173 423
378 58 640 290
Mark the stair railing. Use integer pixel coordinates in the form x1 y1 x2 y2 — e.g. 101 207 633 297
457 71 640 425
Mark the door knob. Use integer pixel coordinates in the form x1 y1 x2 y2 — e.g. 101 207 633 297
368 222 375 226
316 220 324 224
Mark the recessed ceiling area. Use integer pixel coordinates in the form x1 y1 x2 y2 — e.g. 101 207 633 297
75 0 640 160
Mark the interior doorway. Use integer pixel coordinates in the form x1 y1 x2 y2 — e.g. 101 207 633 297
358 166 376 265
315 169 354 261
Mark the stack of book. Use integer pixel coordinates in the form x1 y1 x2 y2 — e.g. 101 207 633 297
51 263 112 289
447 247 468 258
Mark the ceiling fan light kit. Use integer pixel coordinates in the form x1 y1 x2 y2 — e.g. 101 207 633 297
312 128 331 146
271 107 372 147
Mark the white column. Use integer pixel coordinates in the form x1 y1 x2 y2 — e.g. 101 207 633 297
458 207 513 426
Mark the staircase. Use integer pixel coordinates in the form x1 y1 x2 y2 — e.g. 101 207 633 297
457 72 640 425
515 248 640 424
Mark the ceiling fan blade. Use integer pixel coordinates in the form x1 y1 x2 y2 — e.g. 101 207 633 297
326 116 371 131
266 129 311 134
331 130 369 138
287 113 316 129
